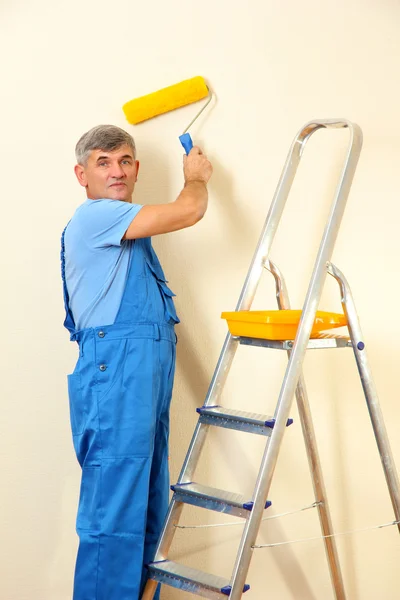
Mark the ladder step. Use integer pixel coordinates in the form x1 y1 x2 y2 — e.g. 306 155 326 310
171 482 271 518
197 405 293 435
147 560 250 599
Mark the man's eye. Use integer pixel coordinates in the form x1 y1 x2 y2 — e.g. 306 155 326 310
121 160 131 165
98 162 108 167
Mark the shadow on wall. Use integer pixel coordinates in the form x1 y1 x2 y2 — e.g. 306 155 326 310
207 153 258 258
133 140 173 204
171 147 258 407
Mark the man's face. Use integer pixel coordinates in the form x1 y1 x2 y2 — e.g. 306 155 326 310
74 144 140 203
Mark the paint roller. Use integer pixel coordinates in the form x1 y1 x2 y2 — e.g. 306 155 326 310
122 76 212 154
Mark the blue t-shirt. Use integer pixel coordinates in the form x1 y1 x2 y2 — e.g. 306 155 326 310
64 198 143 330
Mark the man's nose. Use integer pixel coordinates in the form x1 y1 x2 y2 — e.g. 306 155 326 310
110 162 125 178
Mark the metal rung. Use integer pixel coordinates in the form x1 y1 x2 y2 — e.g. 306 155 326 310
238 333 351 350
148 560 250 599
171 482 271 519
197 405 293 436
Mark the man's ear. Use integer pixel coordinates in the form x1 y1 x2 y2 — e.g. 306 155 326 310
74 164 88 187
135 160 140 182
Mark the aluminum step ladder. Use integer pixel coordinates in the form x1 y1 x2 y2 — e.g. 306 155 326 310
142 119 400 600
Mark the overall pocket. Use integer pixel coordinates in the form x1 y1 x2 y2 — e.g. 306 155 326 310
67 373 87 435
144 256 180 324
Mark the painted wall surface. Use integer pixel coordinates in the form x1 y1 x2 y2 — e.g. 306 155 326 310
1 0 400 598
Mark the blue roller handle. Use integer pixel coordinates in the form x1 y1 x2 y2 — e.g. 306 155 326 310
179 132 193 154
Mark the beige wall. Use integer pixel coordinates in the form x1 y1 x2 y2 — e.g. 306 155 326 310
1 0 400 598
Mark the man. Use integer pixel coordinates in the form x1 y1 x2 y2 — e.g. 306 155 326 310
61 124 212 600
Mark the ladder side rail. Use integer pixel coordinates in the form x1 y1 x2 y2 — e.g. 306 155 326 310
266 259 346 599
141 129 304 595
327 262 400 529
228 121 363 600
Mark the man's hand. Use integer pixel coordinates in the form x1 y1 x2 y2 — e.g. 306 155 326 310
183 146 213 185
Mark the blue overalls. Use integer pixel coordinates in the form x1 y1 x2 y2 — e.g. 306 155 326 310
61 230 179 600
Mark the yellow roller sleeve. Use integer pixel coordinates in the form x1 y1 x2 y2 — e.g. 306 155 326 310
122 76 209 125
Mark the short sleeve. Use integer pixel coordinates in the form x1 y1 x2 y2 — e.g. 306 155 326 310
79 199 143 248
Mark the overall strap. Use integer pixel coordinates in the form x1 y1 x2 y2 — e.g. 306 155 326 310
60 224 77 339
113 237 141 323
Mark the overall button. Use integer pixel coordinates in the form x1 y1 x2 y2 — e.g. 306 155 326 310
99 364 107 372
98 330 105 338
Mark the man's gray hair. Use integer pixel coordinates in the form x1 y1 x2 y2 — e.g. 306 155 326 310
75 124 136 165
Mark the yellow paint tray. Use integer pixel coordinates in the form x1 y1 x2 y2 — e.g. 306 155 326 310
221 310 347 341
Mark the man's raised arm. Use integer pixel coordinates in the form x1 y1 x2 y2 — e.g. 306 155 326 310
123 146 212 240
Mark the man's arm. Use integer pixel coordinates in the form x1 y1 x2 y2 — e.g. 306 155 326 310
123 146 212 240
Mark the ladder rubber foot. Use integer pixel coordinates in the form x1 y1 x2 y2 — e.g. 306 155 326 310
222 584 250 595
